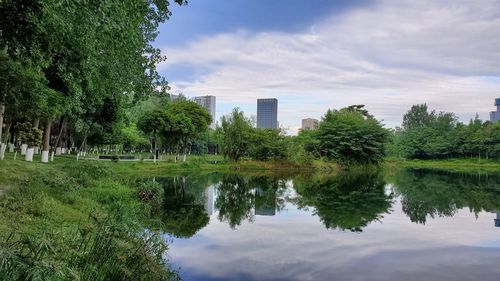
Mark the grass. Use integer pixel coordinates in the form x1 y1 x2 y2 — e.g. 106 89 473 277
0 157 180 280
385 157 500 173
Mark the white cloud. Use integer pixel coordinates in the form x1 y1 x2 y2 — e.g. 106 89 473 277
159 0 500 134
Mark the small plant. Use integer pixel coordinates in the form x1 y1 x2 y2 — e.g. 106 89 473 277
136 180 164 215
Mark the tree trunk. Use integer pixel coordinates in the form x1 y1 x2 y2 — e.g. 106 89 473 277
0 103 5 160
41 119 52 163
0 102 4 144
51 118 65 161
183 137 188 162
77 133 87 161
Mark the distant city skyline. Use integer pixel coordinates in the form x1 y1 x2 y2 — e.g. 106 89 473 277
156 0 500 134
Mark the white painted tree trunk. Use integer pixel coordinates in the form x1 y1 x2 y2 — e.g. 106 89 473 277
8 143 14 152
0 103 4 148
25 148 34 162
34 147 39 154
183 153 187 162
56 147 62 155
41 150 49 163
0 143 5 160
42 119 51 163
50 151 55 162
21 144 28 155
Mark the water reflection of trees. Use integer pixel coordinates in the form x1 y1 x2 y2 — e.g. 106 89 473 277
155 176 213 238
394 169 500 224
215 175 288 229
292 171 393 232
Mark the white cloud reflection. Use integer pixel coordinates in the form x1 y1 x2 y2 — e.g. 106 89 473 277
166 199 500 281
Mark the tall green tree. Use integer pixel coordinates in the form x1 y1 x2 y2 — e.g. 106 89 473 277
317 105 388 165
218 108 254 161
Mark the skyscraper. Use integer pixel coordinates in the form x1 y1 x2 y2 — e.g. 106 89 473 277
257 98 278 129
195 95 216 128
489 98 500 122
302 118 319 130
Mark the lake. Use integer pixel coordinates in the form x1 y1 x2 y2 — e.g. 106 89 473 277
152 169 500 281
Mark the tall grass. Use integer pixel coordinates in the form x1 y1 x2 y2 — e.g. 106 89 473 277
0 158 180 281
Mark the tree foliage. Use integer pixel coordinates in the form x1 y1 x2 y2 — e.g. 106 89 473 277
218 109 254 161
390 104 500 160
317 105 388 165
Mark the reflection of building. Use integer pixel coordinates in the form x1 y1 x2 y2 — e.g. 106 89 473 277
301 118 319 130
257 98 278 129
495 212 500 227
254 187 276 216
490 98 500 122
255 207 276 216
204 185 216 216
195 95 216 128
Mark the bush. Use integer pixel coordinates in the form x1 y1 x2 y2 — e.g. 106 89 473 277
317 105 388 165
136 180 164 215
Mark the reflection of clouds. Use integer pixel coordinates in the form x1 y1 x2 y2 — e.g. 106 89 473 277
169 198 500 281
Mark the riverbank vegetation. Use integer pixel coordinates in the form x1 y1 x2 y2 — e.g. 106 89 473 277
0 158 180 280
387 104 500 160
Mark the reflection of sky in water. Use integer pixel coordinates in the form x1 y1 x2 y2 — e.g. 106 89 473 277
164 181 500 281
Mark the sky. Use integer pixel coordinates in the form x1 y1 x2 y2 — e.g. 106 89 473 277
155 0 500 134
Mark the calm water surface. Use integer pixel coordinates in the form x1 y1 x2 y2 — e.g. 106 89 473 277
153 169 500 281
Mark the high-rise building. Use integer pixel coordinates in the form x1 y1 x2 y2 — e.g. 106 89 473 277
257 98 278 129
195 95 216 128
489 98 500 122
302 118 319 130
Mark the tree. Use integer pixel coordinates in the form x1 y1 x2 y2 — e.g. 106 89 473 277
218 108 254 161
0 0 187 162
402 104 435 130
317 105 388 165
167 100 212 161
137 109 170 162
395 104 461 160
248 129 287 161
286 129 320 163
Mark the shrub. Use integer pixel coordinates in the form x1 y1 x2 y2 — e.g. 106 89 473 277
136 180 164 215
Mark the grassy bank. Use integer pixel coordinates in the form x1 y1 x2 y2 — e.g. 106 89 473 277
0 157 180 280
385 158 500 173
